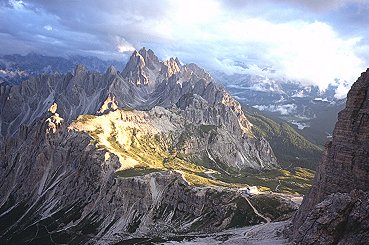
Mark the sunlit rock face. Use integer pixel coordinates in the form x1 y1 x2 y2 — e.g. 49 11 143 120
0 48 283 243
291 69 369 244
0 47 277 170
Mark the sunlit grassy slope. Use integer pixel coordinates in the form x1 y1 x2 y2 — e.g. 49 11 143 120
70 109 315 194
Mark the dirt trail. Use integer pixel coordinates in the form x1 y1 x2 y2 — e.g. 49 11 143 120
242 194 271 223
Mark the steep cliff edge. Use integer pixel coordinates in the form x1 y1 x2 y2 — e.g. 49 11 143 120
291 69 369 244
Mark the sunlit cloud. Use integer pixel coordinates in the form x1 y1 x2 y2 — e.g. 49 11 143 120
115 37 135 53
0 0 368 98
117 44 135 53
214 19 365 90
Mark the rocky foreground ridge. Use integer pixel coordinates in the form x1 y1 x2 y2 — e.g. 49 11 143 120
0 49 293 243
291 69 369 244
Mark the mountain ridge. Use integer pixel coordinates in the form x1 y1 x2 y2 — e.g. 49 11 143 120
0 48 278 171
0 48 304 243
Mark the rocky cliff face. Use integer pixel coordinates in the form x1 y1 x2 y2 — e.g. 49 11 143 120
0 114 273 244
291 69 369 244
0 48 286 243
0 47 277 171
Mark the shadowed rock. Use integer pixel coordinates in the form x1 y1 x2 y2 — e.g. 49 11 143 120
291 68 369 244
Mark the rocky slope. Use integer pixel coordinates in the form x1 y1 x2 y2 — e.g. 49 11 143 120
0 114 272 243
291 68 369 244
0 48 290 243
0 48 277 172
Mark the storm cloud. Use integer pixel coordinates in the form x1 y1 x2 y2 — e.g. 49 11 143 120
1 0 368 98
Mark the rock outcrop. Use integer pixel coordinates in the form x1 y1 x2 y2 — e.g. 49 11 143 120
0 47 277 171
0 48 285 243
291 69 369 244
0 115 264 243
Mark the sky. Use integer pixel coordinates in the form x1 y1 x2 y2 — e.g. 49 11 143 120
1 0 369 98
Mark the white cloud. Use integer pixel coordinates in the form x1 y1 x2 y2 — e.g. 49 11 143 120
253 104 297 115
333 80 352 99
43 25 52 31
115 37 135 53
145 3 366 97
1 0 368 99
212 19 365 91
8 0 24 9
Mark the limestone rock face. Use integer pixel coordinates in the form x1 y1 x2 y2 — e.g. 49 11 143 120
0 48 282 243
0 48 277 171
293 191 369 244
291 69 369 244
0 117 283 244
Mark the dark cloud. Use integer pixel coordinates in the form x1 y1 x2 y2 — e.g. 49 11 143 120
0 0 175 58
26 0 173 43
0 0 368 95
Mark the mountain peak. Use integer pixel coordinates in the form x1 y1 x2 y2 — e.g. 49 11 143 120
138 47 148 56
138 47 160 70
162 57 181 78
74 64 87 76
106 65 118 76
121 50 147 85
122 48 164 86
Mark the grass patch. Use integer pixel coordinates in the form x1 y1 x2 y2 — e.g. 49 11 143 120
76 114 96 123
212 167 314 194
73 112 315 194
115 167 164 178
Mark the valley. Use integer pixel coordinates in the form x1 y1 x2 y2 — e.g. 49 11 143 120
0 48 311 244
2 0 368 243
1 48 365 244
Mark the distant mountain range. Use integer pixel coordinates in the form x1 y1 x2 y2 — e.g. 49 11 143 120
211 70 346 145
0 53 126 85
1 53 345 147
0 52 325 170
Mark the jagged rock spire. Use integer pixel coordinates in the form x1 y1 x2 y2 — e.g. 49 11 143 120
122 48 181 87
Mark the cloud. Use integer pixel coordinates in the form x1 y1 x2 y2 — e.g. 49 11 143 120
116 37 136 53
253 104 297 115
0 0 368 98
228 19 365 91
331 79 352 99
220 0 368 12
165 16 365 92
43 25 52 31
